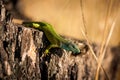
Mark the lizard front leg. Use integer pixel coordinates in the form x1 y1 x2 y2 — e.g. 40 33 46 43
44 44 59 55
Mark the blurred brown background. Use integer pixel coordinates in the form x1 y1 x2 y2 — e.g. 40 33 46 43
11 0 120 46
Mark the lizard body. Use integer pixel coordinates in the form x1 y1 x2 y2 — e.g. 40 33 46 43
22 22 80 55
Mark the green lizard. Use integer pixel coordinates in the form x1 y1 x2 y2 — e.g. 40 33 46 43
22 22 80 55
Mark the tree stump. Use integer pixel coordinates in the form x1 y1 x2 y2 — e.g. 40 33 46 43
0 1 120 80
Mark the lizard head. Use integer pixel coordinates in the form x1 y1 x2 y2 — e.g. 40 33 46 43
61 42 80 54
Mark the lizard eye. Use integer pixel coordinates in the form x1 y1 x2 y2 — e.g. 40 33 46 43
69 44 75 49
71 43 75 47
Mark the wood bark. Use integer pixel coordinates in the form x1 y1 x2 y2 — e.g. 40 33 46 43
0 1 120 80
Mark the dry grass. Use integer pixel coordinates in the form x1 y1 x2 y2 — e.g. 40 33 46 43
16 0 120 46
79 0 120 80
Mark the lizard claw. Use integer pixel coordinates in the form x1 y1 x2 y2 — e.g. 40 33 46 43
44 49 50 55
41 49 50 57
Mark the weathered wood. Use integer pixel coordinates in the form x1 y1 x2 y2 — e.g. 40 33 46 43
0 22 96 80
0 1 120 80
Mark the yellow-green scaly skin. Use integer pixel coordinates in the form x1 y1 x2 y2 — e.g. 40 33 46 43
22 22 80 55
